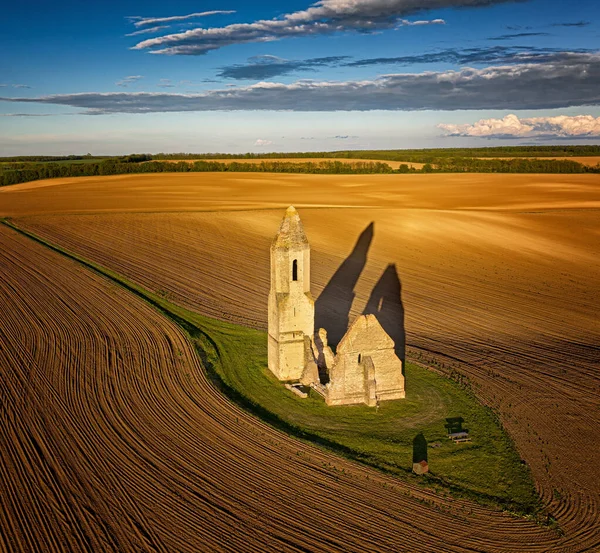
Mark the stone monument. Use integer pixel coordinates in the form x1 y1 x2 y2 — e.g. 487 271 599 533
268 206 405 406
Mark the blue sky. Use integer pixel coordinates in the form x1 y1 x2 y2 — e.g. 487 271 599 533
1 0 599 154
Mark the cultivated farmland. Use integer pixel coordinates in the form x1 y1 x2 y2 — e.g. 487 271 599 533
1 171 599 551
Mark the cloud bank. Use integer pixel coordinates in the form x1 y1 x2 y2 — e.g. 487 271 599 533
133 0 523 55
4 54 599 114
439 114 600 138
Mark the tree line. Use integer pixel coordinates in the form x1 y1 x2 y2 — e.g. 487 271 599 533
149 145 600 163
432 157 597 173
1 155 598 187
4 145 599 165
0 159 394 187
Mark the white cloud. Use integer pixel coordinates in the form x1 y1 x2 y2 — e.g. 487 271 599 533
133 0 514 55
1 84 33 89
439 114 600 138
128 11 235 28
116 75 144 87
398 18 446 26
126 26 169 37
254 139 273 146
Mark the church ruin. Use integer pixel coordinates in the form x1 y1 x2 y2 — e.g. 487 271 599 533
267 206 405 406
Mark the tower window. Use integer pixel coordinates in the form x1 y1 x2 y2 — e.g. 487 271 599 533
292 259 298 281
358 354 362 363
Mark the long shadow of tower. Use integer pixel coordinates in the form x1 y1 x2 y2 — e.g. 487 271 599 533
363 263 406 365
314 222 374 348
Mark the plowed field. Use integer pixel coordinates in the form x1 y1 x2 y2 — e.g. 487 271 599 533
1 172 599 551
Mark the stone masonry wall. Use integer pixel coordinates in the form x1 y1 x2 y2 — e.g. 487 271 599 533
325 314 405 406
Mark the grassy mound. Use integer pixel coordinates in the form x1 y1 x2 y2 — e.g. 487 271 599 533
191 316 539 514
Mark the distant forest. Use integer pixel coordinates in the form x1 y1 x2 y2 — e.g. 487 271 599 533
1 146 599 187
149 145 600 163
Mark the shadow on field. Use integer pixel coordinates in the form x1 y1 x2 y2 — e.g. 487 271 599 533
314 222 374 347
314 222 406 365
364 263 406 365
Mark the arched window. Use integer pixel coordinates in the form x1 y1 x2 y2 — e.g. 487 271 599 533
292 259 298 281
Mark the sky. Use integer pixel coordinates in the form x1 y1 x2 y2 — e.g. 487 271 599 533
1 0 599 155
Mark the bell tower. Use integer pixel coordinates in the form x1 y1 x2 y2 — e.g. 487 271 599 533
268 206 315 381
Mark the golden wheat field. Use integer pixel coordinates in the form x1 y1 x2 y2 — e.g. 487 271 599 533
1 172 599 552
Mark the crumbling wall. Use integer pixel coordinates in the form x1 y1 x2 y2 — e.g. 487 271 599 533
325 314 405 406
300 335 320 386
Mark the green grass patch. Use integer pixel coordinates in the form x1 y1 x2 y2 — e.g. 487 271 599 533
195 319 540 515
3 219 541 517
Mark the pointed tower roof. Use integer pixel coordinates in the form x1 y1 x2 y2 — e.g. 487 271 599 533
272 206 309 249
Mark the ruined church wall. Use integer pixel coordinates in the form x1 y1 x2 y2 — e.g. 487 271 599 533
326 315 405 405
371 351 405 400
326 354 368 406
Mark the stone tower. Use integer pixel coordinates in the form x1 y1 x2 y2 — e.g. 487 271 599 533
268 206 315 381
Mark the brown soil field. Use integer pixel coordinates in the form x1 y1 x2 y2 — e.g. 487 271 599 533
2 172 600 551
2 223 562 553
160 157 425 169
3 172 599 216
